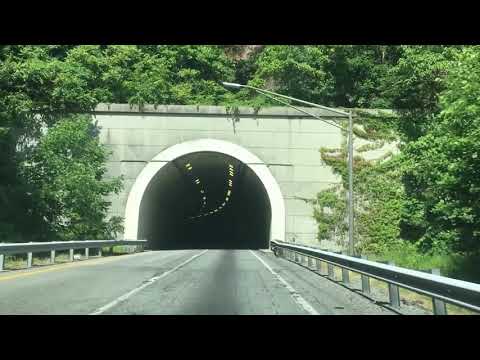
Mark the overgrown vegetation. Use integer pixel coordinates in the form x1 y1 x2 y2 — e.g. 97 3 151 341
1 45 479 282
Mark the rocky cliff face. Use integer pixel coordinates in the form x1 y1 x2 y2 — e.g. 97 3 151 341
224 45 265 60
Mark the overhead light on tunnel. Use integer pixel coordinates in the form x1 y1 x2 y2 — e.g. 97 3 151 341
227 190 231 196
200 190 205 194
225 197 229 202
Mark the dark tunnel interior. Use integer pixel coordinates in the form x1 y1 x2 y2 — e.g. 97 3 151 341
138 152 271 250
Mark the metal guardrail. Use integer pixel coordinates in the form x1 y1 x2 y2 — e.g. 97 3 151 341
270 240 480 315
0 240 148 271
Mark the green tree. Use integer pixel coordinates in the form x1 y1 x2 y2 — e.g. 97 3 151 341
401 47 480 253
22 116 123 241
381 45 460 141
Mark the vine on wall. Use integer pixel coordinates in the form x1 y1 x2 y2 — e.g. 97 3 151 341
311 111 403 253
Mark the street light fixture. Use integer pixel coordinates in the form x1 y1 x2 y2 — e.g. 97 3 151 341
222 82 355 256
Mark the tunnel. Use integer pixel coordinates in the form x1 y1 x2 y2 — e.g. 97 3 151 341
137 152 272 250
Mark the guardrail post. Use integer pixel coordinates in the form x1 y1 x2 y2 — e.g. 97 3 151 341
85 248 89 259
342 268 349 284
327 262 334 279
69 249 74 262
315 258 322 273
0 254 4 271
387 261 401 308
431 269 447 315
98 248 102 257
360 255 370 294
27 252 33 268
341 251 350 285
307 256 313 269
50 250 55 264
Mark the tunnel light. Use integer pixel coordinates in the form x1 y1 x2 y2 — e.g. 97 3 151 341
203 196 207 200
225 197 229 202
200 190 204 193
227 190 231 196
222 202 226 206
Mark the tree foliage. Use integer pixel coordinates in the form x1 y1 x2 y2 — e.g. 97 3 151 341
400 47 480 253
22 116 123 241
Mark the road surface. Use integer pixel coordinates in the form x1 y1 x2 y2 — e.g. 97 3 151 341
0 249 395 315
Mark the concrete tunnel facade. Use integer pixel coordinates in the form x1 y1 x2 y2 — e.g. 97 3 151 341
96 104 363 251
123 139 286 249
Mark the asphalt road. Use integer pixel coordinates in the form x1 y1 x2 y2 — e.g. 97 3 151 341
0 249 396 315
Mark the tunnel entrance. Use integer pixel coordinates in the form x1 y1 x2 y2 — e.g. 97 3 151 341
137 152 272 250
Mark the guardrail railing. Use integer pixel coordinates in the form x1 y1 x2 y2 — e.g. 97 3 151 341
270 240 480 315
0 240 148 271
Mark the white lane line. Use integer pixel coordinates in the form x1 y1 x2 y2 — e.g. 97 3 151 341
249 250 319 315
89 250 208 315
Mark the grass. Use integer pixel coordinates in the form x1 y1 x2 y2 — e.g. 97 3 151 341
366 245 480 284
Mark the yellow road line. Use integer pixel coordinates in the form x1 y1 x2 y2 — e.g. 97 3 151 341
0 252 150 282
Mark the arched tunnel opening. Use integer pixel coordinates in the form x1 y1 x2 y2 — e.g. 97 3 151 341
138 152 271 250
